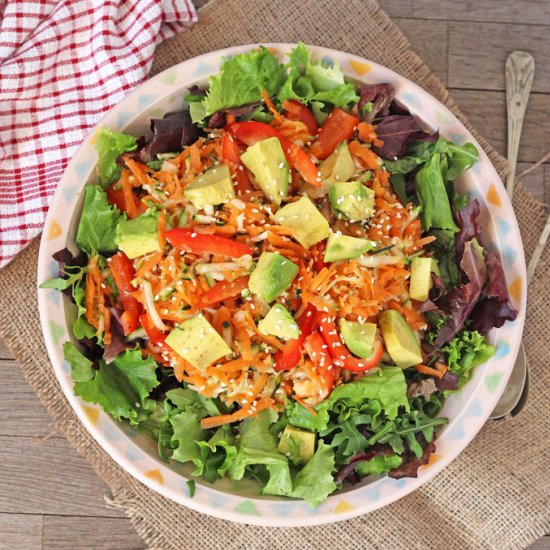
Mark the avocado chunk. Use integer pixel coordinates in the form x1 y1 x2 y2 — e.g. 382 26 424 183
273 196 330 249
329 180 375 221
240 137 290 205
258 304 300 340
339 319 377 358
305 141 355 198
278 425 316 465
379 310 422 368
115 209 160 259
165 314 231 371
184 164 235 208
249 252 299 303
409 257 438 302
323 232 375 262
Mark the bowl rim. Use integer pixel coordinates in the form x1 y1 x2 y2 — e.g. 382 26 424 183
37 42 527 526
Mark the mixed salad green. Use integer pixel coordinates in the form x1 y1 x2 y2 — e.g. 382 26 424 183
42 44 517 507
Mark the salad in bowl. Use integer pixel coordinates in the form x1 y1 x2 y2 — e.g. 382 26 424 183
40 43 519 512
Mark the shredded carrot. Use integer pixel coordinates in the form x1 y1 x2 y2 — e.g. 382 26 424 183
248 372 269 400
157 209 166 250
262 89 283 124
357 121 382 147
84 270 97 327
435 361 449 377
348 140 382 170
236 326 253 360
136 251 164 278
415 235 437 248
124 158 155 186
415 364 445 379
216 358 265 373
200 397 274 429
119 169 138 218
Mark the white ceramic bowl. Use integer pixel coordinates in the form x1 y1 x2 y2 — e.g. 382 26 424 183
37 43 526 526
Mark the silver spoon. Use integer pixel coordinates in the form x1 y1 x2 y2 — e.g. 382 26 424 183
490 51 535 420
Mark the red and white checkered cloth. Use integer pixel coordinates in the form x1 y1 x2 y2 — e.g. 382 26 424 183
0 0 197 267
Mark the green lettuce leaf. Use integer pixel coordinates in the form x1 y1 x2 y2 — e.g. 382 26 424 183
95 128 137 187
312 84 359 108
227 409 290 483
290 441 337 507
66 346 160 425
166 387 223 417
428 228 460 289
415 154 459 232
384 137 448 175
261 462 294 497
170 409 208 464
202 47 285 116
446 142 479 181
168 388 220 465
370 408 446 458
195 425 238 483
321 414 371 460
63 342 95 382
167 388 237 480
76 185 122 257
287 366 409 432
39 264 87 291
72 282 96 340
442 330 495 387
355 454 402 477
277 42 359 111
39 263 95 340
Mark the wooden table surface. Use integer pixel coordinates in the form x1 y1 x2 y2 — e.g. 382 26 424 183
2 1 549 548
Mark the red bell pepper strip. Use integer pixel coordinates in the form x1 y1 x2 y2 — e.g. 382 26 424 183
316 311 382 372
106 186 126 212
304 330 334 391
282 99 319 136
274 304 317 371
311 240 328 272
194 276 250 308
139 313 166 346
309 108 360 160
342 340 383 372
106 185 142 219
227 121 321 188
221 133 255 195
108 252 143 335
165 228 253 258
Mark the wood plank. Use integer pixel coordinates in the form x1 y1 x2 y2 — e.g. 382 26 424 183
0 435 126 517
0 360 58 437
409 0 550 25
545 165 550 208
393 18 448 86
0 338 13 360
528 537 550 549
0 513 43 550
377 0 414 18
449 89 550 164
517 162 545 204
449 21 550 93
43 515 145 550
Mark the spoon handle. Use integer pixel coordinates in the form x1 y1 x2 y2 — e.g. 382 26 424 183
527 212 550 284
505 51 535 198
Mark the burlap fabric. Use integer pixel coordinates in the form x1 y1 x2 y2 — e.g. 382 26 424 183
1 0 548 548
